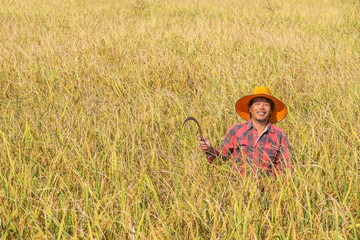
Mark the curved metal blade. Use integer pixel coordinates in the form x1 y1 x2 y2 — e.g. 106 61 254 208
183 116 203 140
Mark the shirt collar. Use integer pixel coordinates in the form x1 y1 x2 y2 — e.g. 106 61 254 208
247 120 274 133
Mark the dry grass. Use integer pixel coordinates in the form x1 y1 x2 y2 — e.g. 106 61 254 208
0 0 359 238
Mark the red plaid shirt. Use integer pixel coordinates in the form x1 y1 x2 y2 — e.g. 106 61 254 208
206 120 291 177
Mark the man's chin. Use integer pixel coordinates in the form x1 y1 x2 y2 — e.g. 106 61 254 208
253 117 269 123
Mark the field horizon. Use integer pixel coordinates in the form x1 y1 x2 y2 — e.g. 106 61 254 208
0 0 359 238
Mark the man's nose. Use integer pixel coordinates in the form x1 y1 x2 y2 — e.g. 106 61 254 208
258 103 265 109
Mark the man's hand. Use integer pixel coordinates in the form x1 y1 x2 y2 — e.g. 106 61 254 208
198 136 213 154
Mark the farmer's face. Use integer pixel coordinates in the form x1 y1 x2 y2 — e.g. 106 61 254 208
249 97 273 122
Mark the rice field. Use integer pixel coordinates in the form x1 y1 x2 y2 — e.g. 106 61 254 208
0 0 359 238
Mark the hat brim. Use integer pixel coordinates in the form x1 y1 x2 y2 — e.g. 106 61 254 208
235 94 287 123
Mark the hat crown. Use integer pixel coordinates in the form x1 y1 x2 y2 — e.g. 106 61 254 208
252 86 271 95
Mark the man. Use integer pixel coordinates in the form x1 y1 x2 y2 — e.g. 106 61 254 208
199 86 291 177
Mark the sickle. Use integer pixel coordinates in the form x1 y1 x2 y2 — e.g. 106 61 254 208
182 116 204 140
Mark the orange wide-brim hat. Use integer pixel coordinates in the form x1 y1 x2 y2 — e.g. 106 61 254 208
235 86 287 123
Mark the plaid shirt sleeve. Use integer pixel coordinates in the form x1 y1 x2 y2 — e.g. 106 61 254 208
277 133 292 173
206 124 239 163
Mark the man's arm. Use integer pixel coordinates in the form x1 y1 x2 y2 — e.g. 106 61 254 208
198 136 219 163
277 133 292 173
199 125 238 163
